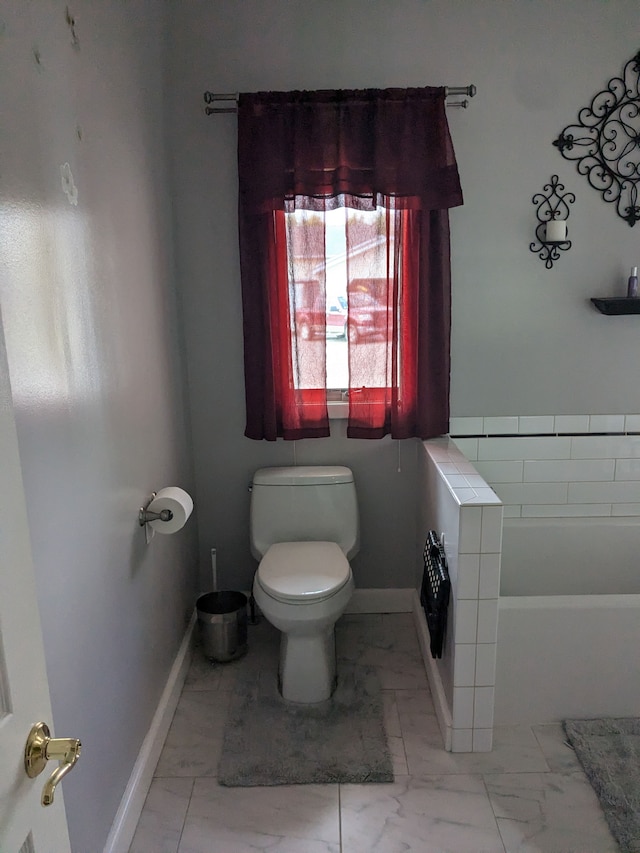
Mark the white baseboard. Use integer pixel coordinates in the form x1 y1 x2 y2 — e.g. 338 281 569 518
103 612 197 853
346 588 414 613
412 590 452 751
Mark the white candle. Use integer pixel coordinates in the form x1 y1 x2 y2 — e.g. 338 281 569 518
546 220 567 242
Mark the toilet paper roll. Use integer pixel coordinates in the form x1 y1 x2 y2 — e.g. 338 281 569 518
147 487 193 534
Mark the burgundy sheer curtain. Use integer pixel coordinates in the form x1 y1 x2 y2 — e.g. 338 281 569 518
237 87 463 441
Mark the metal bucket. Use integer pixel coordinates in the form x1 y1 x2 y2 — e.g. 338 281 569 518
196 591 248 662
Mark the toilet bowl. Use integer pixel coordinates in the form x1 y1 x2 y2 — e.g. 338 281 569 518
249 465 359 704
253 541 354 703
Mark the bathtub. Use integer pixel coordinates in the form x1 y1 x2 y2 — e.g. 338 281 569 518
494 517 640 725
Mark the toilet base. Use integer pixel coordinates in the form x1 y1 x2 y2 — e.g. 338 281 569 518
279 630 336 703
252 569 354 705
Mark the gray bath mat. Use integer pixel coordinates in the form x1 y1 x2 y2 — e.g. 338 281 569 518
564 717 640 852
218 661 393 786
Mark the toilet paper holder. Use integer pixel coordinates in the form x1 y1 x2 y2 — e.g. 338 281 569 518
138 493 174 526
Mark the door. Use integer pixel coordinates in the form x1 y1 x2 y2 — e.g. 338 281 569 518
0 312 72 852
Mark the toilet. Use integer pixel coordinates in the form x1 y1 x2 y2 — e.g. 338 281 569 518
250 465 359 704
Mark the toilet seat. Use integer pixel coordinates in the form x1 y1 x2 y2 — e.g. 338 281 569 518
257 541 350 603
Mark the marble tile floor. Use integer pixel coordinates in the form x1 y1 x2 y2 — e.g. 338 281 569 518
129 614 619 853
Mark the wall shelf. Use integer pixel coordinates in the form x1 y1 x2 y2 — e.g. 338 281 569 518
591 297 640 315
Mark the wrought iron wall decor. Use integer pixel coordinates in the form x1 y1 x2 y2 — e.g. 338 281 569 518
553 51 640 226
530 175 574 269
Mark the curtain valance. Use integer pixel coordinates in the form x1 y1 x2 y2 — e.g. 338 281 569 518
238 87 463 213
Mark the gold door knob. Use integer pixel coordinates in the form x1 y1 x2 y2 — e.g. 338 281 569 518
24 722 82 806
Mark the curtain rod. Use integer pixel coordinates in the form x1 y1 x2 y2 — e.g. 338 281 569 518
203 85 477 114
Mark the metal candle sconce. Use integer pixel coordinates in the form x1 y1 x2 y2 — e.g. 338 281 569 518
553 50 640 227
530 175 575 269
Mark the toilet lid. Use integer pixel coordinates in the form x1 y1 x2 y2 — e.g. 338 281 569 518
258 541 351 602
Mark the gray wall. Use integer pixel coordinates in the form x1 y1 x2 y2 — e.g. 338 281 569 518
0 2 198 851
166 0 640 594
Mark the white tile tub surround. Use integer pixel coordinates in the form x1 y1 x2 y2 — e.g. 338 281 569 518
450 416 640 518
449 413 640 437
589 414 625 433
555 414 590 434
517 415 555 434
626 414 640 432
482 416 519 435
496 518 640 724
415 439 503 753
443 416 640 734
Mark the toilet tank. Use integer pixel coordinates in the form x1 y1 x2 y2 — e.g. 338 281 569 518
250 466 360 561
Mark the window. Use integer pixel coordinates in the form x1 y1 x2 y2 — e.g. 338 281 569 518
286 205 396 392
237 87 462 441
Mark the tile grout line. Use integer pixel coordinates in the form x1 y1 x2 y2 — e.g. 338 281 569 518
338 781 343 853
530 725 554 774
174 777 196 853
398 697 410 776
479 773 508 853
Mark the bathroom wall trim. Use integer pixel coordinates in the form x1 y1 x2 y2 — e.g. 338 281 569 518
449 413 640 438
346 588 414 613
103 613 197 853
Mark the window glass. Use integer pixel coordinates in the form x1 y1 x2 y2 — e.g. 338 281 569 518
285 204 395 391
